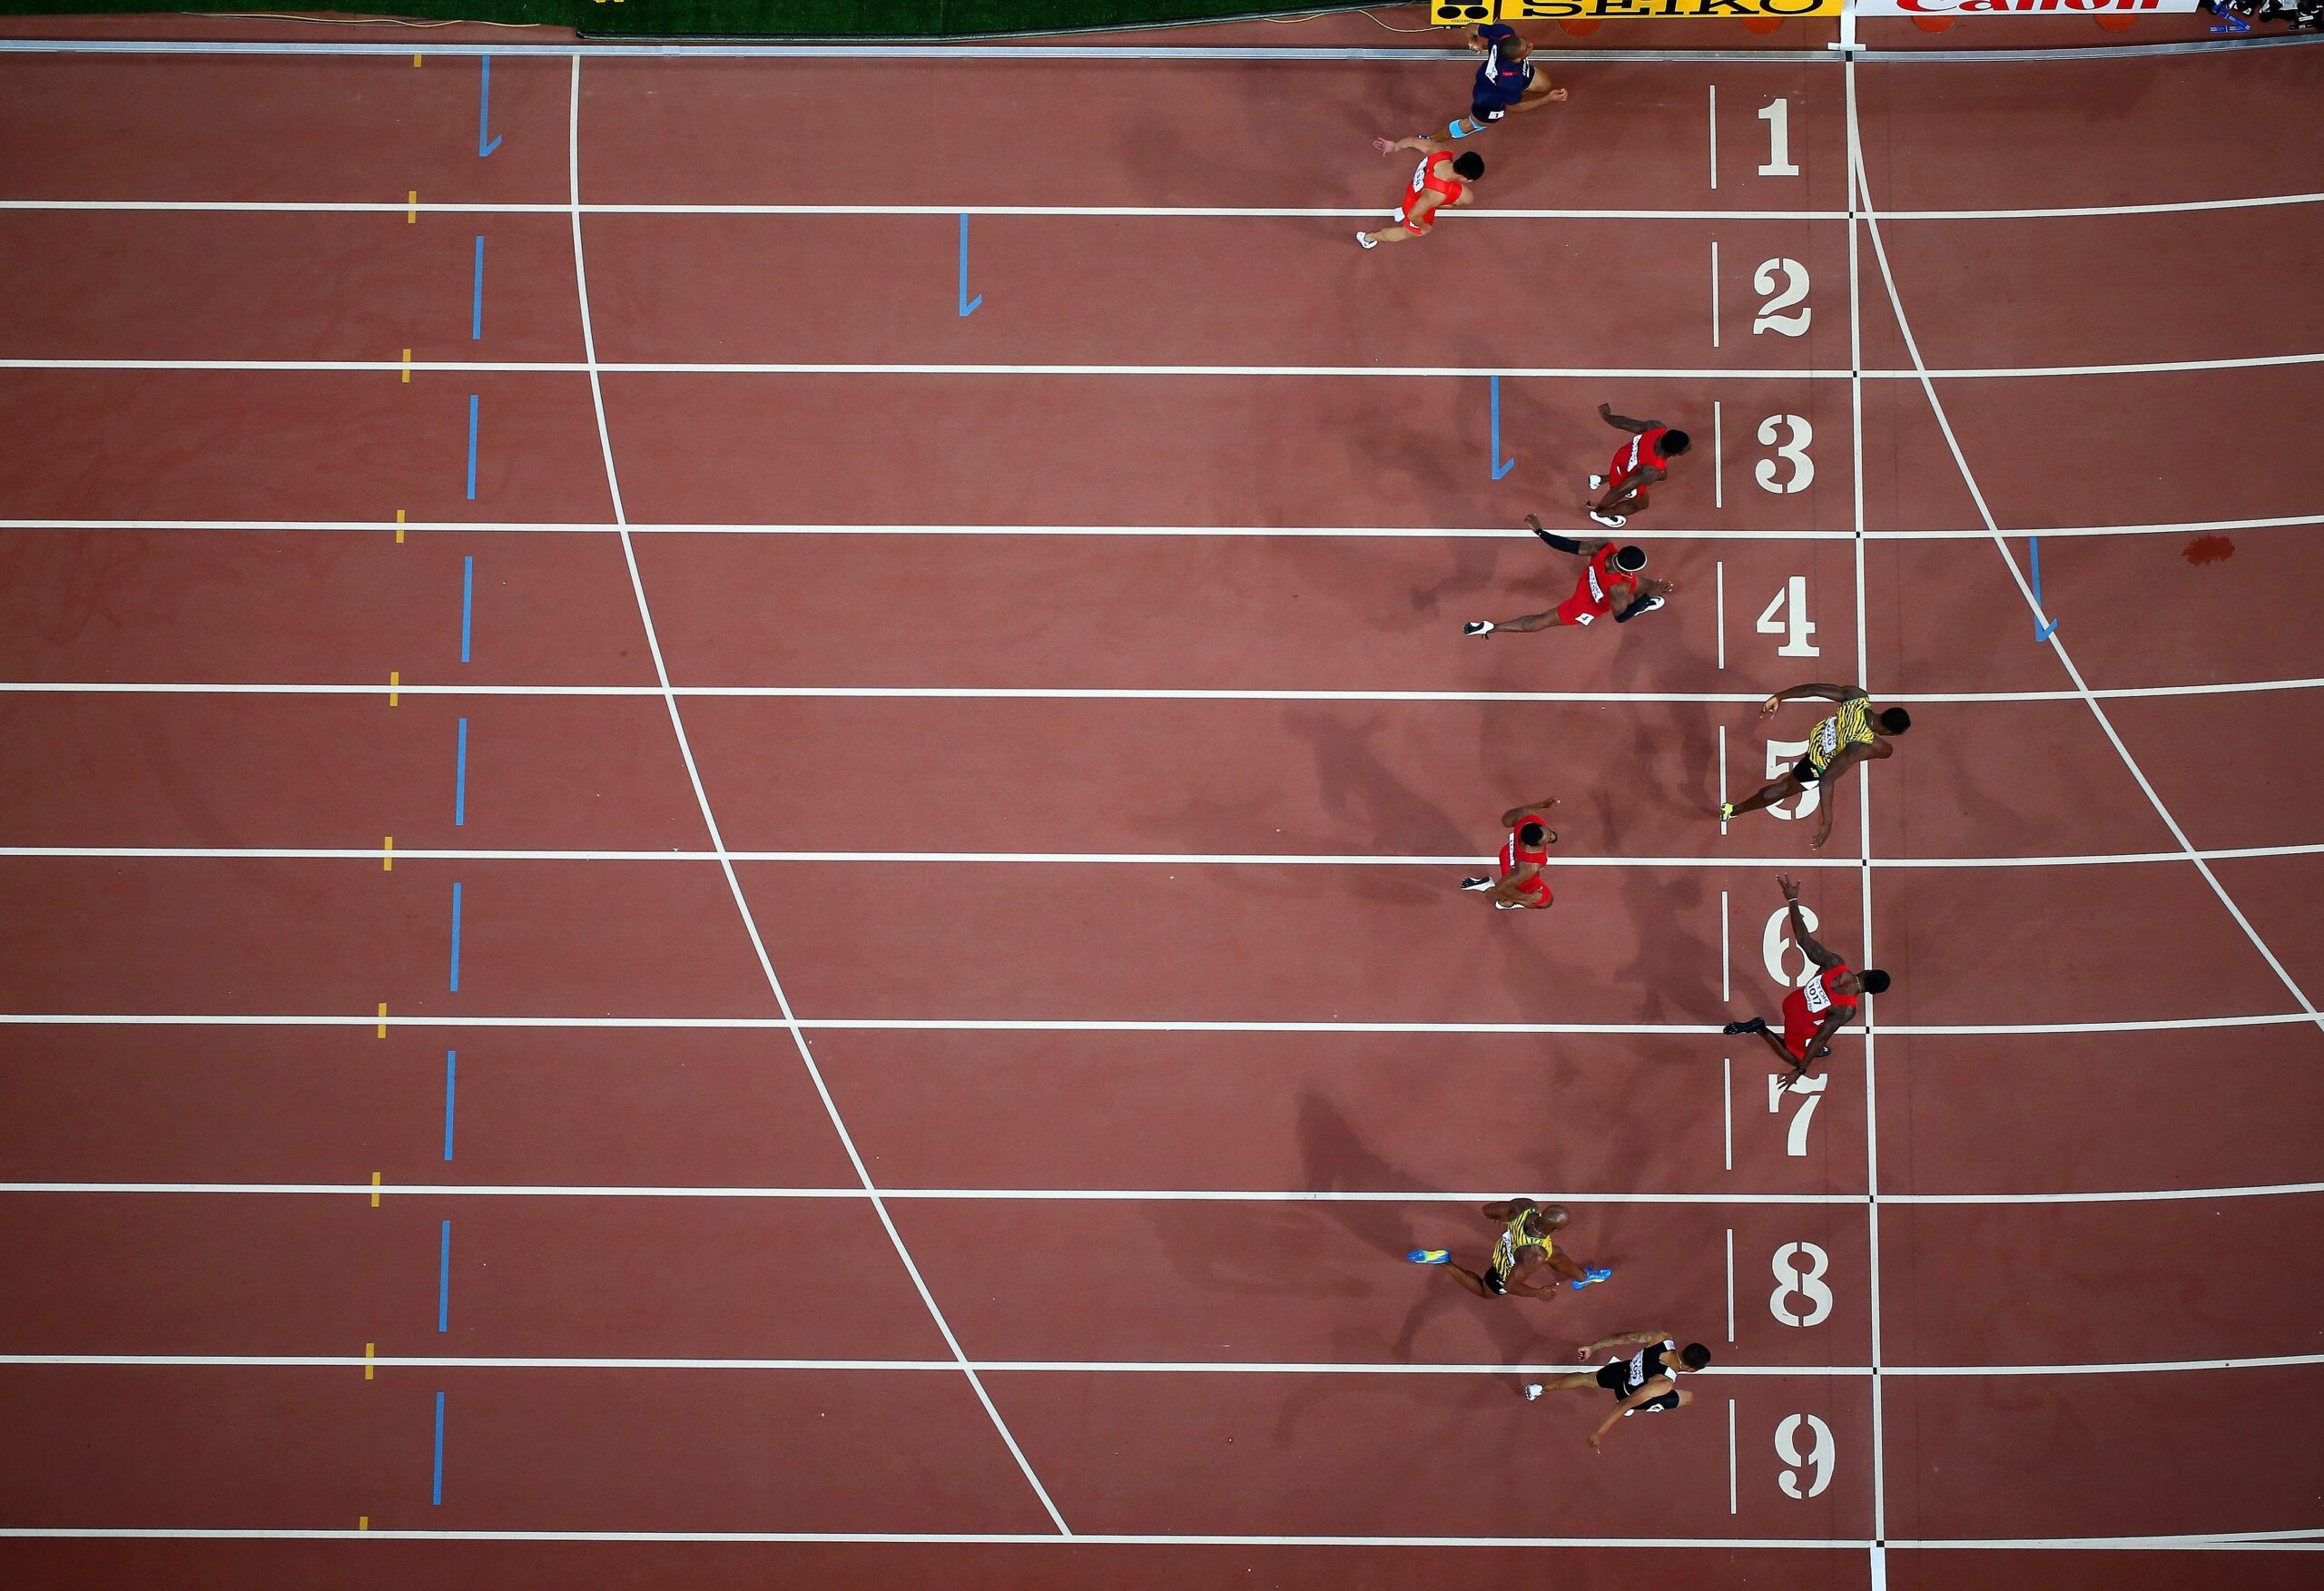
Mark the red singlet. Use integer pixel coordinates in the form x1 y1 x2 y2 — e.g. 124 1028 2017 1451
1554 543 1641 627
1497 819 1552 908
1398 152 1466 235
1780 964 1859 1059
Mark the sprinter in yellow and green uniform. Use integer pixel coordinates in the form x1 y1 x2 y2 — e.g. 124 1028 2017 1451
1406 1199 1612 1300
1719 681 1912 853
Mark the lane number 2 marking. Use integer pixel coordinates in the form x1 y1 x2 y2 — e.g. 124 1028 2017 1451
1752 258 1811 338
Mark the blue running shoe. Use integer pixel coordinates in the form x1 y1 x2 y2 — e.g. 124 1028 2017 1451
1570 1266 1614 1290
1407 1249 1451 1265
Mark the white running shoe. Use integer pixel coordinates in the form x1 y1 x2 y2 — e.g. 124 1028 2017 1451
1588 511 1627 529
1459 877 1494 891
1462 620 1494 636
1355 231 1378 250
1589 475 1605 489
1524 1383 1544 1401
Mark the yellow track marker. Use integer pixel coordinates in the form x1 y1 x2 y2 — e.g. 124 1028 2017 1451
401 349 411 385
359 1516 369 1531
408 191 418 224
376 1004 389 1038
382 836 394 872
413 52 422 64
364 1341 376 1380
370 1172 383 1207
395 508 406 545
389 670 400 706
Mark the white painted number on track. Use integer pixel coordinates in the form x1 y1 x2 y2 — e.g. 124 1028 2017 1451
1752 259 1812 338
1768 1241 1835 1329
1755 575 1820 658
1757 99 1801 179
1774 1412 1837 1498
1768 1071 1827 1156
1761 897 1821 980
1756 415 1815 496
1761 742 1822 826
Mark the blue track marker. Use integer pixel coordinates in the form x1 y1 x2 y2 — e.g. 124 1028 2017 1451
957 212 981 317
477 57 502 158
459 555 474 663
443 1051 458 1161
2030 535 2059 642
470 235 485 339
437 1219 452 1331
448 882 463 992
431 1390 447 1505
1489 376 1515 480
454 716 469 825
465 394 479 502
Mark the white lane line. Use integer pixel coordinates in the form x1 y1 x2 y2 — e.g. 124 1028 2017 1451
5 678 2324 706
6 511 2319 540
1719 1402 1738 1514
1847 56 1891 1557
1709 84 1719 192
10 1181 2317 1206
1725 1227 1738 1341
1714 399 1727 508
0 1525 2316 1550
563 60 1063 1534
3 1350 2318 1377
1722 1056 1735 1171
1855 135 2324 1047
1721 890 1734 999
1717 557 1728 665
4 842 2319 869
5 352 2319 378
0 191 2317 221
1 1012 2311 1036
1711 239 1723 349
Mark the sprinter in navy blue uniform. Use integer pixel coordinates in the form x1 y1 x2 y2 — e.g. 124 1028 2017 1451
1411 23 1569 144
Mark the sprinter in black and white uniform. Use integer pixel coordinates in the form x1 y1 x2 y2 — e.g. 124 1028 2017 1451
1524 1330 1712 1450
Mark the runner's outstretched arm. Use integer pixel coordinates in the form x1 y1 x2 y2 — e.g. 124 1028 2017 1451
1524 514 1600 557
1760 682 1855 713
1777 876 1839 967
1598 403 1660 433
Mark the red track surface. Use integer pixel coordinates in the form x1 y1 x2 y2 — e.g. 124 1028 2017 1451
1 19 2321 1591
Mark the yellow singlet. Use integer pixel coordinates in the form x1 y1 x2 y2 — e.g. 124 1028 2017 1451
1807 697 1877 775
1488 1207 1554 1282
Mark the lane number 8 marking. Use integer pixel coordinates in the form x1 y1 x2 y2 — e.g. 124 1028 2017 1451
1756 415 1815 495
1768 1240 1834 1328
1775 1413 1836 1498
1752 259 1811 338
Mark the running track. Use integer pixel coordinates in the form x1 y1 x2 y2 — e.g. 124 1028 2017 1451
0 23 2320 1591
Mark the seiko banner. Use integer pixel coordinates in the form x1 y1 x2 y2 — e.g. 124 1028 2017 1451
1430 1 1845 21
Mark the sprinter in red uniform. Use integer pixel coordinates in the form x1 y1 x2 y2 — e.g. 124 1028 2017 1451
1583 402 1692 529
1460 794 1559 909
1462 515 1674 637
1359 136 1483 249
1721 875 1891 1091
